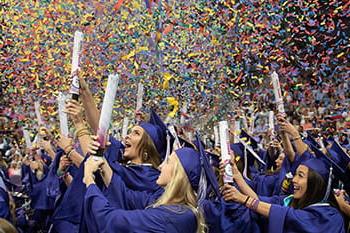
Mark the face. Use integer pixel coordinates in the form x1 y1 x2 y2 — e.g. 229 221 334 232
292 165 309 200
156 152 176 186
123 126 144 161
274 153 285 171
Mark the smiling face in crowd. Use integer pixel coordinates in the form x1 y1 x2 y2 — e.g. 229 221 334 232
292 165 309 200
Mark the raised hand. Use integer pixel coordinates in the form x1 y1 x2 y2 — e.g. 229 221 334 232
64 99 84 124
56 134 74 153
222 183 245 203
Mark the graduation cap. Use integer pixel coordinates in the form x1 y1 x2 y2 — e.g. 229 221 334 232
304 133 321 149
302 144 338 201
192 137 205 151
230 140 266 166
230 140 266 180
176 147 201 192
308 144 345 178
140 109 174 161
206 151 221 170
195 132 221 200
175 132 221 203
178 136 196 149
327 140 350 173
240 129 259 150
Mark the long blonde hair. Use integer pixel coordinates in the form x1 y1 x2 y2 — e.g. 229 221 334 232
153 155 206 233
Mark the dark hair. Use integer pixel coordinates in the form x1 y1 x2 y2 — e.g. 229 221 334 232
136 131 161 168
292 168 326 209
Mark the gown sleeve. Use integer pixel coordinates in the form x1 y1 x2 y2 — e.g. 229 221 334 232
84 184 179 233
103 172 161 210
268 204 345 233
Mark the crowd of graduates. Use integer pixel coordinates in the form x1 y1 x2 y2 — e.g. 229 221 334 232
0 72 350 233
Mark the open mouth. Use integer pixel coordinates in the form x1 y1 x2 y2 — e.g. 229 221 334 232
124 141 132 149
293 185 300 191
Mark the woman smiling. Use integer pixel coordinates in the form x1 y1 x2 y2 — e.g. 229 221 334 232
222 157 345 233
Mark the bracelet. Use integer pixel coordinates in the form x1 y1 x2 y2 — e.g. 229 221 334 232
251 199 260 211
67 149 75 159
247 198 254 209
243 196 250 206
290 136 301 142
64 144 73 153
75 127 89 138
76 131 90 138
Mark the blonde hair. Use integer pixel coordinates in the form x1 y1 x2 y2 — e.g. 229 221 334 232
153 155 206 233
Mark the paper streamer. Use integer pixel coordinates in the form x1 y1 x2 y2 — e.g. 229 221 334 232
58 92 69 137
34 101 43 125
22 127 32 148
121 117 129 139
70 31 84 96
97 74 120 149
271 71 285 114
136 83 144 111
219 120 233 183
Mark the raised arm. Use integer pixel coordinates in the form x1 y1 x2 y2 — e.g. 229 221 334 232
56 135 84 167
79 76 100 133
38 139 56 160
219 157 258 200
222 184 271 217
83 157 157 210
277 114 296 162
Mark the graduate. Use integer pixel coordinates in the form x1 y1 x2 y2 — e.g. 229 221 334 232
230 114 313 197
82 147 206 233
50 108 170 233
222 154 346 233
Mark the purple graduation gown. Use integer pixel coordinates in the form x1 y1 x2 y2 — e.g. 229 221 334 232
251 150 313 196
52 136 160 233
84 184 197 233
260 195 345 233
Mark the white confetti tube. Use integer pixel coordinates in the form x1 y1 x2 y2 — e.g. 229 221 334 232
121 117 129 139
70 31 84 96
34 101 43 125
22 128 32 149
97 74 120 149
268 111 274 132
136 83 144 111
58 92 69 137
271 71 285 114
219 121 233 183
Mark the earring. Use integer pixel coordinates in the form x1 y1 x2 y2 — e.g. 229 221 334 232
144 151 149 160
